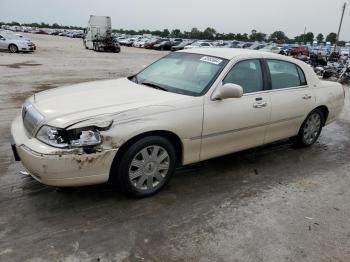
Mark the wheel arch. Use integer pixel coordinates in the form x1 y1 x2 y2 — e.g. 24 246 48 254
109 130 183 179
8 43 17 49
313 105 329 125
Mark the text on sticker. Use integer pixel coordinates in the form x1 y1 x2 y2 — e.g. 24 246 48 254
200 56 223 65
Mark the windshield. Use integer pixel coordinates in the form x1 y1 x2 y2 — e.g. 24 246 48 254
1 33 21 40
132 52 228 96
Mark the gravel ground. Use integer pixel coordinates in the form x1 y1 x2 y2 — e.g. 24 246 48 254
0 34 349 262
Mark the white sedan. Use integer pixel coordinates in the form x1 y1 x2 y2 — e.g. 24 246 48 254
184 41 213 49
0 32 36 53
11 49 345 197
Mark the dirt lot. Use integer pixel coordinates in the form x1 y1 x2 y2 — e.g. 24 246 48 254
0 34 350 262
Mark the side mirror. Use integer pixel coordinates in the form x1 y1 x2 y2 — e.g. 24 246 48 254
212 83 243 100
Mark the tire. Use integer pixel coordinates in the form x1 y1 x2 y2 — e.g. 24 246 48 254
112 136 176 197
9 44 18 53
292 109 324 147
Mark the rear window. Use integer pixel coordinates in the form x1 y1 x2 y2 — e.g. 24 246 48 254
267 60 307 89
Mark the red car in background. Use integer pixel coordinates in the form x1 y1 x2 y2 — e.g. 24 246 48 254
289 46 310 56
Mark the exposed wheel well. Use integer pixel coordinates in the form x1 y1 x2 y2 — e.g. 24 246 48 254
110 130 183 172
314 105 329 125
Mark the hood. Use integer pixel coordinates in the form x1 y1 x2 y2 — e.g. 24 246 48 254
32 78 190 128
10 39 29 45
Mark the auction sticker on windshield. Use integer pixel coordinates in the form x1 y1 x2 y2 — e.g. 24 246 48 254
200 56 223 65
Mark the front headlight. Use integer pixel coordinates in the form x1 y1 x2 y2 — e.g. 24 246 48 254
36 125 102 148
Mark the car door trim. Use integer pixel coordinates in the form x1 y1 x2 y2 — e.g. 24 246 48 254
190 114 304 140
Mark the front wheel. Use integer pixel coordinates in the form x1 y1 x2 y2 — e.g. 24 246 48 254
112 136 176 197
292 109 324 147
9 44 18 53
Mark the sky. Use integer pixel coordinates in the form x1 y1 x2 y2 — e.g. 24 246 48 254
1 0 350 40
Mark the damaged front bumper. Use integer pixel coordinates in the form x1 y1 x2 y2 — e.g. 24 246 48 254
11 114 118 187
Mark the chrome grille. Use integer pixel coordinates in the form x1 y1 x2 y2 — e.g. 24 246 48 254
22 100 44 136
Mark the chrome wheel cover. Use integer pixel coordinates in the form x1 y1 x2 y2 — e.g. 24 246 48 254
129 145 170 190
303 113 321 144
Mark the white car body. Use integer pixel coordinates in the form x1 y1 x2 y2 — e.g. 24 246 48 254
184 42 213 49
261 45 281 54
133 38 149 48
0 32 35 52
11 49 344 189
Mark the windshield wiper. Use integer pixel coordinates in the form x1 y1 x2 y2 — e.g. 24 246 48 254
141 82 168 92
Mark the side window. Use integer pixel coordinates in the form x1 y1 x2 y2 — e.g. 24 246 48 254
297 66 307 85
267 60 306 89
223 59 263 94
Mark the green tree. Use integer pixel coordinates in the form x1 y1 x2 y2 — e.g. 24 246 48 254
250 31 266 41
203 27 217 39
171 29 182 38
190 27 201 39
269 31 289 42
316 33 324 43
304 32 314 43
326 32 337 44
160 29 170 37
9 21 20 26
52 23 60 29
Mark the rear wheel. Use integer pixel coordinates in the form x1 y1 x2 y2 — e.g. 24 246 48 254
112 136 176 197
9 44 18 53
292 109 324 147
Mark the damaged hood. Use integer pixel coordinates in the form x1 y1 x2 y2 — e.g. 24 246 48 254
32 78 193 128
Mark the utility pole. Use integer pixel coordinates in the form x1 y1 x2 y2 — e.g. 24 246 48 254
334 2 347 52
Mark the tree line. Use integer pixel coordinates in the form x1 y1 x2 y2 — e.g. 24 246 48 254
1 21 347 45
0 21 84 30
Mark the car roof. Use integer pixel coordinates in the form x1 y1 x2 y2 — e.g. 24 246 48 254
178 48 279 60
177 48 312 69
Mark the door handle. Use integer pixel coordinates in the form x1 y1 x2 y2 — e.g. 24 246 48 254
302 94 312 100
253 102 267 108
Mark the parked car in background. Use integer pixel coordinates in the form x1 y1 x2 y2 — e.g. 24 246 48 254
260 45 281 54
153 40 181 50
249 43 266 50
11 49 344 197
228 42 242 48
0 32 36 53
119 37 138 46
144 38 163 49
184 41 213 49
241 43 254 49
133 38 150 48
289 46 310 56
171 41 193 51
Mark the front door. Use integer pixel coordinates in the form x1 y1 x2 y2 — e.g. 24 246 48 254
0 35 7 50
200 59 271 161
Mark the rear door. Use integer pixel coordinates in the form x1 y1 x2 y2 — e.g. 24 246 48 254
264 59 315 143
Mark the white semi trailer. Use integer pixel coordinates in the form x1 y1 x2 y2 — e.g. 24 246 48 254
83 15 120 53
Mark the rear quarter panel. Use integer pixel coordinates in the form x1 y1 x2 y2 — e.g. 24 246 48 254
315 81 345 124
